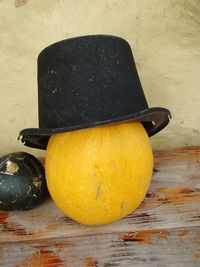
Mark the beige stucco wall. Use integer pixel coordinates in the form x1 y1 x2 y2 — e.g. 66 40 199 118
0 0 200 157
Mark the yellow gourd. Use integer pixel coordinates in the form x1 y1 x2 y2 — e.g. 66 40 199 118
45 121 153 225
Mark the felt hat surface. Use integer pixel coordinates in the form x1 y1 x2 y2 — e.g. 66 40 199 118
19 35 171 149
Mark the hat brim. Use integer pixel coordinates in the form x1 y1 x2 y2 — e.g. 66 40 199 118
19 107 171 150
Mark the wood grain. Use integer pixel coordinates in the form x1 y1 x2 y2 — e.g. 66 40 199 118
0 226 199 267
0 146 200 266
0 147 200 243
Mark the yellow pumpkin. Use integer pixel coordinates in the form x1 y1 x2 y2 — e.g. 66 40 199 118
45 121 153 225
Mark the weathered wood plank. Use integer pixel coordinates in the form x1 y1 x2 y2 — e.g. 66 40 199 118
0 147 200 243
0 226 199 267
153 146 200 164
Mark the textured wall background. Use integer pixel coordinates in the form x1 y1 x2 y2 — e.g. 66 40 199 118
0 0 200 157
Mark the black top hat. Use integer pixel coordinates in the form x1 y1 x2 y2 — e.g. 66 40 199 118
19 35 171 150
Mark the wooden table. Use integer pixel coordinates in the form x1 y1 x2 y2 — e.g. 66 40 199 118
0 147 200 267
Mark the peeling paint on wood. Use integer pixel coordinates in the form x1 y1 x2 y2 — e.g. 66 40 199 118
0 227 199 267
29 250 67 267
0 147 200 266
121 229 171 244
84 256 99 267
0 147 200 243
0 211 8 224
177 229 189 236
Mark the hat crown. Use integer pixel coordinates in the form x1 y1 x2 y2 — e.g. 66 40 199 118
38 35 148 129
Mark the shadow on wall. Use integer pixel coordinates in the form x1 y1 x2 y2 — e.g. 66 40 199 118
151 125 200 149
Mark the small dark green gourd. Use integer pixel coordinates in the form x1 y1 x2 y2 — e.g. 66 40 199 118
0 152 48 211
